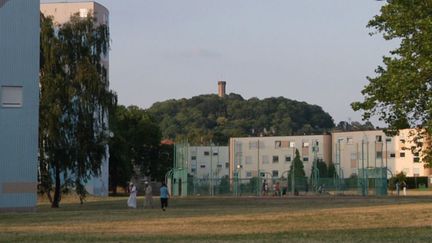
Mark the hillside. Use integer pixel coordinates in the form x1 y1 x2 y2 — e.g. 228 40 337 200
147 93 335 145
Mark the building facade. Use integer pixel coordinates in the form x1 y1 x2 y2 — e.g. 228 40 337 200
332 129 432 179
189 146 229 179
0 0 40 211
229 135 332 181
40 1 110 196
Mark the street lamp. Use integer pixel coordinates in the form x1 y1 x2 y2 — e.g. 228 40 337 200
234 164 242 196
361 135 369 196
291 146 295 195
336 138 344 192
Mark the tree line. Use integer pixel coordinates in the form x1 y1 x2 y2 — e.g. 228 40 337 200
148 94 335 145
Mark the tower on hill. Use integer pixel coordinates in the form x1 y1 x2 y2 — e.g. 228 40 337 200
218 81 226 98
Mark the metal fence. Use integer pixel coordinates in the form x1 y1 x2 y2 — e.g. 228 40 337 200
180 173 388 197
170 142 388 197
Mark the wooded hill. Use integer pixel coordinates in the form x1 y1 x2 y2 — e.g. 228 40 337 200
148 93 335 145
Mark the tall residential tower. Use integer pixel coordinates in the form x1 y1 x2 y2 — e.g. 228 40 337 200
0 0 40 211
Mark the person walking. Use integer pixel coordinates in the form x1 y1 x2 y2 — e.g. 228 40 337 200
160 182 170 211
144 181 153 208
127 182 137 209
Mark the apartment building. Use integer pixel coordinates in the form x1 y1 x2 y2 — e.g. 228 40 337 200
41 1 109 71
40 1 110 196
332 129 432 179
0 0 40 211
189 146 229 179
229 135 332 181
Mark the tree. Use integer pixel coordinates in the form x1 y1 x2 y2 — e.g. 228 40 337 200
327 162 337 178
335 121 375 131
352 0 432 167
148 94 335 144
287 149 306 191
108 105 133 194
39 14 116 207
317 160 328 178
109 105 167 193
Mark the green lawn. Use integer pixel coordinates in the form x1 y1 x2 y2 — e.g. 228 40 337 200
1 195 432 242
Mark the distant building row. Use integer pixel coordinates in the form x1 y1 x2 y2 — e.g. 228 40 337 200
181 129 432 184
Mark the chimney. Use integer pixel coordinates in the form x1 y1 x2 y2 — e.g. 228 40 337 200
218 81 226 98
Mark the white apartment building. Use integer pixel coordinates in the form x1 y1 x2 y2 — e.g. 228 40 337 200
332 129 432 179
40 1 110 196
229 135 332 181
188 146 230 179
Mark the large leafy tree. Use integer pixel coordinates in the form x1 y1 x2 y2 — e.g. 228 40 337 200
352 0 432 166
109 105 169 194
39 14 116 207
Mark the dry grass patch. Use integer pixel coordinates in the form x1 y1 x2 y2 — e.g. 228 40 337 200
3 198 432 238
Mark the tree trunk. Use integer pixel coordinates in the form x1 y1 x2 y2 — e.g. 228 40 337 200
112 182 117 195
51 162 61 208
46 190 53 204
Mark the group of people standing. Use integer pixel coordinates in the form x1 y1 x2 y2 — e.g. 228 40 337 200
127 182 170 211
262 180 281 196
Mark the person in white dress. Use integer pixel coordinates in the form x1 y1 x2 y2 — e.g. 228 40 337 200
127 182 137 208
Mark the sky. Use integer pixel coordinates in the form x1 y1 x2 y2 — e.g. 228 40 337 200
42 0 394 126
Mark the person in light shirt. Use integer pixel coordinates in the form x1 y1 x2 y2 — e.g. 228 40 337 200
160 182 170 211
144 181 153 208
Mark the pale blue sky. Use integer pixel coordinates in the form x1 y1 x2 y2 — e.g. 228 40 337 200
42 0 393 125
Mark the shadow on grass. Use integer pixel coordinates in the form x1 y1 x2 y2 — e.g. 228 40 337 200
1 226 431 242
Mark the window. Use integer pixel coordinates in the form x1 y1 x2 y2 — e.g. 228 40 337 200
285 156 291 162
390 153 396 158
413 157 420 163
303 157 309 162
376 135 382 142
376 151 382 159
249 141 258 149
400 152 405 158
217 164 223 168
245 156 252 164
191 156 197 160
351 152 357 160
275 141 282 148
272 156 279 163
191 168 196 173
204 151 210 156
79 8 89 18
246 171 252 177
213 152 218 156
386 138 392 142
225 163 229 168
347 138 353 144
272 170 279 177
1 86 23 108
289 142 295 148
200 165 206 168
303 142 309 147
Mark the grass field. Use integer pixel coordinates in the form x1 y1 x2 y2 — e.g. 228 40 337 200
1 195 432 242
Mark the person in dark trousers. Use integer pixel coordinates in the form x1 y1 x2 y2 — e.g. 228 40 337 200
160 182 170 211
